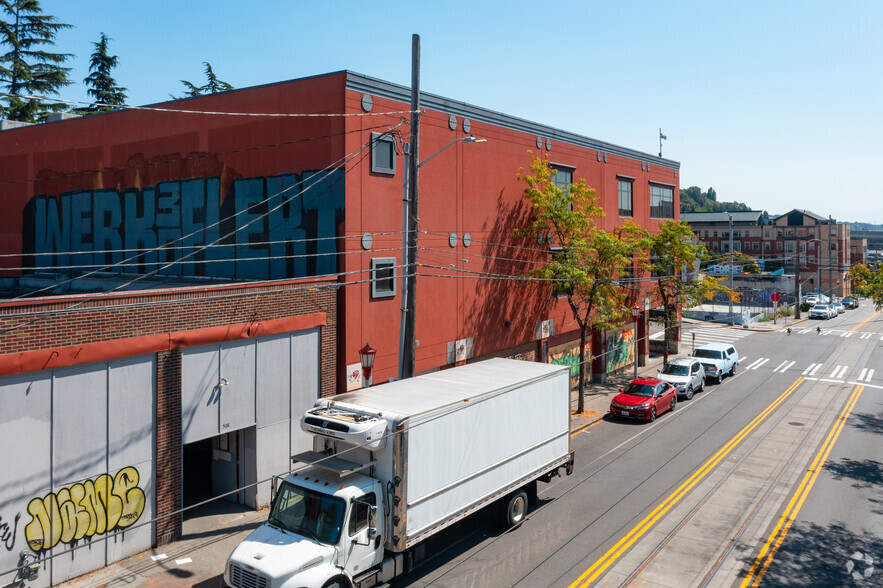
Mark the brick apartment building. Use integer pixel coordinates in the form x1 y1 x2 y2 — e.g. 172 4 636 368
682 209 853 298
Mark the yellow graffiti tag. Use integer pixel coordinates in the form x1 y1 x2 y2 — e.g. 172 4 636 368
24 466 145 552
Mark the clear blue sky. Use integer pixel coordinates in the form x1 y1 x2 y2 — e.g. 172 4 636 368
41 0 883 224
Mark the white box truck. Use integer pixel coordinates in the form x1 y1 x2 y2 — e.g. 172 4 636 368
224 358 574 588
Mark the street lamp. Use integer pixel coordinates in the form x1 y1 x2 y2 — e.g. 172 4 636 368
398 135 487 380
359 343 376 388
631 303 640 378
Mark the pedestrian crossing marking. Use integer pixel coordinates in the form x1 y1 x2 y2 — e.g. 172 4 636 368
747 358 770 370
860 333 872 340
829 365 848 379
774 361 795 373
803 363 822 376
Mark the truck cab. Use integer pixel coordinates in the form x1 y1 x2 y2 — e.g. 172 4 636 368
225 468 387 588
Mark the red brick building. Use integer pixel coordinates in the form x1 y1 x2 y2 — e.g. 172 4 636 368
0 70 679 585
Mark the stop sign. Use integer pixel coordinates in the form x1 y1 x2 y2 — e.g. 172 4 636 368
771 292 780 302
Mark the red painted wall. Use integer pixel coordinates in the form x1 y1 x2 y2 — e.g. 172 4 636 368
339 86 679 384
0 71 679 392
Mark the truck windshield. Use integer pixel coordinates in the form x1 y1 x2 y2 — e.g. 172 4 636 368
693 349 722 360
269 481 346 545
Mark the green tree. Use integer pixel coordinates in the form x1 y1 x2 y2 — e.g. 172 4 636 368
645 220 737 364
79 32 126 113
173 62 232 99
0 0 72 122
849 264 883 309
517 155 644 412
732 251 761 274
707 187 717 202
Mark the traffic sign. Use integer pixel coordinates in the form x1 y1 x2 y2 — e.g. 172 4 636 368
770 292 780 302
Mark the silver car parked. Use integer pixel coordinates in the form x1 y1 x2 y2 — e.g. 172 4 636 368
656 358 706 400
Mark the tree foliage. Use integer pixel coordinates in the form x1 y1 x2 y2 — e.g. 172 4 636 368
78 32 126 113
644 220 738 362
517 155 644 412
173 62 232 99
849 264 883 309
680 185 753 214
0 0 72 122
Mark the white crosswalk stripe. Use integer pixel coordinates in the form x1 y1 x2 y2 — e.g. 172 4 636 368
803 363 823 376
860 333 872 339
799 328 813 334
681 327 755 347
774 360 796 373
746 358 770 370
829 365 848 379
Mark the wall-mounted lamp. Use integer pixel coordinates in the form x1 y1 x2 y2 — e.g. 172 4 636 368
359 343 377 388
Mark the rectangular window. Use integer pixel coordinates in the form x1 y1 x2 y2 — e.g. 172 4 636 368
704 230 709 237
370 132 396 175
650 184 674 218
764 242 771 250
713 231 718 238
370 258 396 298
752 241 759 250
348 493 376 536
549 247 572 298
551 166 573 192
618 178 633 216
777 242 783 251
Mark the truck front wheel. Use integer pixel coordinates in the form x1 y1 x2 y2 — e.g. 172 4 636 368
503 490 529 529
322 576 350 588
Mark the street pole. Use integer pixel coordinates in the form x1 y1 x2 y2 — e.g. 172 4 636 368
402 33 420 380
728 213 734 325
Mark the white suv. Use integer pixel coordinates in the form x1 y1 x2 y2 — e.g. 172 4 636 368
691 342 739 384
656 358 706 399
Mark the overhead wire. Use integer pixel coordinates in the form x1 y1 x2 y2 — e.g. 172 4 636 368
0 124 407 331
2 92 417 118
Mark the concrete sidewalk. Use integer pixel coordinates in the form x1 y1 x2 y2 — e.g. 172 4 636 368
60 326 777 588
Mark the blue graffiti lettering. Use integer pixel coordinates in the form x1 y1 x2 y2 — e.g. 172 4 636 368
27 171 344 280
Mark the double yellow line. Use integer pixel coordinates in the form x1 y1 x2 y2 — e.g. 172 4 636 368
569 377 805 587
739 383 865 587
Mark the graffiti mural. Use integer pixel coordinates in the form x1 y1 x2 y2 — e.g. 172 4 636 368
24 466 145 553
606 328 635 373
0 512 18 551
23 170 344 280
549 342 583 388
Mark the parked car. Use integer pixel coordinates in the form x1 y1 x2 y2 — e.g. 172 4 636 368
810 304 832 319
609 378 677 422
691 342 739 384
842 297 858 309
656 358 705 400
833 301 845 314
804 295 819 305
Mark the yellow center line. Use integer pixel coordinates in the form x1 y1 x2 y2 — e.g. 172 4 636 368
740 384 865 587
569 377 805 588
851 310 880 332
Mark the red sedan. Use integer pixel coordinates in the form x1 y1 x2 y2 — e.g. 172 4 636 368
609 378 677 422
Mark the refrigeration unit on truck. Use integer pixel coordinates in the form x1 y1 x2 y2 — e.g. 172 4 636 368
224 358 575 588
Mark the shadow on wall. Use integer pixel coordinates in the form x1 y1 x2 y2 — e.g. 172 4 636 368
464 190 550 360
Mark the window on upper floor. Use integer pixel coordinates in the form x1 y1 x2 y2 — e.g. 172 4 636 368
650 184 674 219
618 178 633 217
370 258 396 298
370 132 396 175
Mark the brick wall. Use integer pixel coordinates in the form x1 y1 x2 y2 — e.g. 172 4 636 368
155 349 182 545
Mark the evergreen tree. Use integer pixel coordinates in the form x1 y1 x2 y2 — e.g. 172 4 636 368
80 32 126 113
0 0 72 122
173 62 233 99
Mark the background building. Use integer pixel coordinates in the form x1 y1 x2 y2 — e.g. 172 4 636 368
682 209 852 298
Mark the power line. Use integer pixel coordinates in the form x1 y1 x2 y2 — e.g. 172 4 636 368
0 121 405 187
2 92 417 118
0 128 404 330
